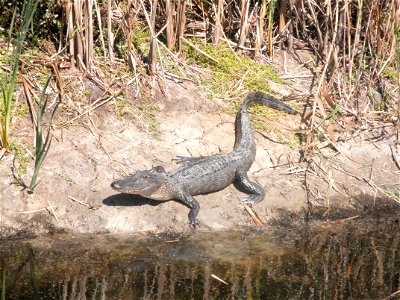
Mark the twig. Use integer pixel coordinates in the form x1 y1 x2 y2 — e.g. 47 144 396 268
281 74 314 79
68 195 109 214
20 74 38 127
68 195 91 208
243 204 264 226
211 274 228 285
19 207 48 214
390 145 400 170
181 37 220 64
381 289 400 300
329 215 361 223
47 199 59 222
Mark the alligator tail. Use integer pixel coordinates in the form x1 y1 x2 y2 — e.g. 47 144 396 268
242 91 298 115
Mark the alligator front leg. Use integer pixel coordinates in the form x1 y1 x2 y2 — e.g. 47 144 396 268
235 169 266 205
175 191 200 228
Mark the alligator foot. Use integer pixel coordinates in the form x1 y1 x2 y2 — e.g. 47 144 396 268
175 192 201 229
235 169 266 206
189 217 199 229
243 194 264 206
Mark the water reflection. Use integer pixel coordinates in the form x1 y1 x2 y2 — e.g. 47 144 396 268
1 222 399 299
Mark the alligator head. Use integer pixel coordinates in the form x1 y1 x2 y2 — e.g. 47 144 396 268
111 166 173 201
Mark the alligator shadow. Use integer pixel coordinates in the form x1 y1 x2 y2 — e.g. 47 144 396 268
103 194 162 207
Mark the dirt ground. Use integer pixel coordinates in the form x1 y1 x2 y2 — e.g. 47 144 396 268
1 52 399 238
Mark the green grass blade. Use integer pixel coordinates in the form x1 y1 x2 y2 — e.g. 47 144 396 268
29 74 57 191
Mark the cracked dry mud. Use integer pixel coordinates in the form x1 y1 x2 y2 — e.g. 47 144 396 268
0 80 399 237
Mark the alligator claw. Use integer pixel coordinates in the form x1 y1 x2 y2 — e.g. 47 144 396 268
242 194 264 206
189 218 199 229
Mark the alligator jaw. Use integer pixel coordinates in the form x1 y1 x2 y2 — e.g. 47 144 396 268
111 181 146 195
111 167 173 201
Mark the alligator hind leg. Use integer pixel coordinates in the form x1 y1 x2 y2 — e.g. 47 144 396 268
175 191 200 228
235 169 266 205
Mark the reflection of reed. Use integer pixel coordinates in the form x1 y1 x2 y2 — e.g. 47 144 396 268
303 226 400 299
2 227 399 299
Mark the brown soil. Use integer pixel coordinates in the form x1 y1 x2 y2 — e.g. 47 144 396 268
1 53 399 238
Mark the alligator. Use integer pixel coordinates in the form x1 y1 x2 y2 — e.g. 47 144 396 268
111 92 297 227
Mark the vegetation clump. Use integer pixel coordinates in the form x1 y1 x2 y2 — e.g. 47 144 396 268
182 39 283 98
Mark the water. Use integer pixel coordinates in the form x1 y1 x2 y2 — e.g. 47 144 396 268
1 220 400 299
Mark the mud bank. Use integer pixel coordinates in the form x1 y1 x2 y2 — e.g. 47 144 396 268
1 82 399 237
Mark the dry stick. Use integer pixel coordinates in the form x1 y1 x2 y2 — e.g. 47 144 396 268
74 0 84 70
348 1 363 99
221 37 257 51
377 53 395 77
165 0 175 49
76 53 88 73
330 215 361 223
254 0 267 57
51 61 64 97
129 54 141 97
139 0 158 74
234 70 250 91
94 0 106 59
20 74 38 127
155 37 168 95
68 196 109 215
0 148 6 159
181 37 220 64
390 145 400 170
157 39 196 79
237 0 250 50
85 0 94 72
19 204 58 221
126 0 133 53
271 19 292 45
65 0 76 68
382 289 400 300
68 195 91 208
47 199 59 222
19 208 48 214
148 0 158 75
305 0 323 54
213 0 223 45
244 204 264 226
281 74 314 79
211 274 228 285
107 0 114 62
176 0 186 53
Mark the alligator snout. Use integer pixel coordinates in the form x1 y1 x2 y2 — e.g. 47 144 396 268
111 181 121 190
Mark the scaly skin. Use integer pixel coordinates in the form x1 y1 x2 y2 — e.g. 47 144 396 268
111 92 297 227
